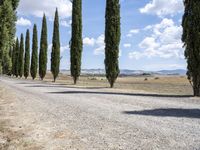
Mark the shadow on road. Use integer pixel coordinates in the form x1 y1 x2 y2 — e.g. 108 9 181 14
48 90 192 98
123 108 200 119
25 85 107 89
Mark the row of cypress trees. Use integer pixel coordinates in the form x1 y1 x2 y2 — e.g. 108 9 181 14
1 0 200 96
10 0 121 88
12 9 60 81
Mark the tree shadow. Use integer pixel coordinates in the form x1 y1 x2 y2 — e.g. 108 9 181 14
25 85 107 89
122 108 200 119
48 90 192 98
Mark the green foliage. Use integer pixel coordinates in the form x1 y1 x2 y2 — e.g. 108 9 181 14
13 38 19 77
182 0 200 96
105 0 121 88
1 25 12 75
18 33 24 77
11 0 20 10
0 0 16 47
70 0 83 84
12 42 15 75
51 9 60 82
24 29 30 79
30 24 38 80
0 0 18 76
39 14 48 80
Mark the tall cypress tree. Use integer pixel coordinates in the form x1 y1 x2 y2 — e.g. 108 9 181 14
39 14 48 80
14 38 19 77
30 24 38 80
70 0 83 84
182 0 200 96
105 0 121 88
12 42 15 75
1 25 12 75
0 0 16 75
18 33 24 78
51 9 60 82
24 29 30 79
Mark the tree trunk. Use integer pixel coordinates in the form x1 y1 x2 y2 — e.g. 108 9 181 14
110 80 114 88
193 86 200 96
74 77 77 85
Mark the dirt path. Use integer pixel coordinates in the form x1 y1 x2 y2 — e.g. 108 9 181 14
0 76 200 150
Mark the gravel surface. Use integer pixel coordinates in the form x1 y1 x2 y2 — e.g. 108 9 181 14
0 76 200 150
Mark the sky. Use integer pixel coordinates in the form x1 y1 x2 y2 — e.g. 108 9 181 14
16 0 185 71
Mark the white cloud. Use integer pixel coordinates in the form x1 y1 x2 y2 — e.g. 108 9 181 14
123 43 131 48
129 18 184 60
60 20 71 27
94 34 105 55
140 0 184 17
18 0 72 19
60 45 69 53
126 29 140 37
83 37 95 46
82 34 105 55
16 17 32 26
48 43 69 54
130 29 140 34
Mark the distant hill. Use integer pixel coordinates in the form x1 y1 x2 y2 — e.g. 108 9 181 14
60 69 187 76
156 69 186 75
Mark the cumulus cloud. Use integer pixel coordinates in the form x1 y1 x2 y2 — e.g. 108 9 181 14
83 37 95 46
82 35 106 55
129 18 184 60
140 0 184 17
60 20 71 27
94 34 105 55
18 0 72 19
16 17 32 26
123 43 131 48
126 29 140 37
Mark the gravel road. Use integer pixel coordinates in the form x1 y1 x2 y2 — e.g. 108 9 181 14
0 76 200 150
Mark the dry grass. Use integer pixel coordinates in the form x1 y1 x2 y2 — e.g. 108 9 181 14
26 73 193 95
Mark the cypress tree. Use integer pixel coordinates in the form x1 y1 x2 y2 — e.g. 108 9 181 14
105 0 121 88
51 9 60 82
14 38 19 77
30 24 38 80
182 0 200 96
39 14 48 80
1 25 12 75
18 33 24 78
70 0 83 84
0 0 16 75
12 40 16 75
24 29 30 79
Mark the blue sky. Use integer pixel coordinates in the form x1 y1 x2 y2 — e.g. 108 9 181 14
16 0 185 71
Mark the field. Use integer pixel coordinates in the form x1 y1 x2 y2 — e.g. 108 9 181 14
42 73 193 96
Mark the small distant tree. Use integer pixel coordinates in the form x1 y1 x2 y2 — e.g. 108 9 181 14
24 29 30 79
13 38 19 77
18 33 24 78
182 0 200 96
51 9 60 82
30 24 38 80
70 0 83 84
39 14 48 80
105 0 121 88
12 41 16 75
